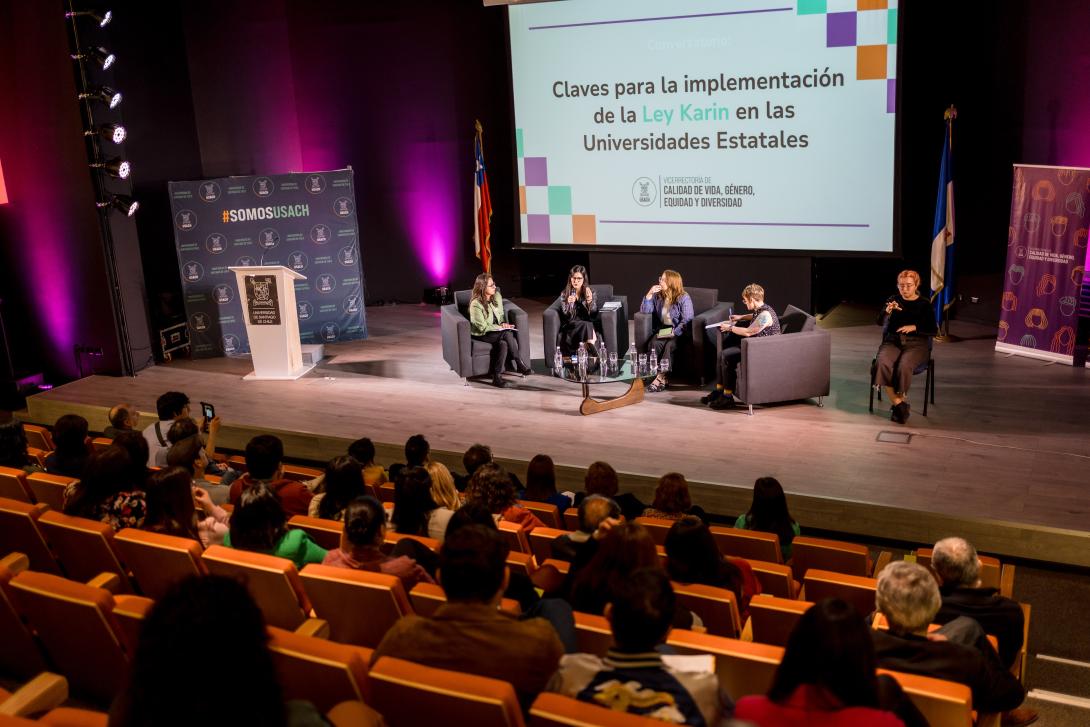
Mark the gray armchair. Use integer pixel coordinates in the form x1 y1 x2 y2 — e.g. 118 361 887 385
441 290 530 382
723 304 831 414
635 286 731 385
542 284 629 361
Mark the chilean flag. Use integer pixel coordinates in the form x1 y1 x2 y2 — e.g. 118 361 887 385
930 116 955 324
473 121 492 273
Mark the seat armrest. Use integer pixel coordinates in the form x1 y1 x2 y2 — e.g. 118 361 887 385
0 553 29 574
692 302 731 337
504 300 531 368
87 572 122 593
440 304 473 374
634 311 652 352
999 563 1015 599
871 551 893 576
0 672 68 717
295 618 331 639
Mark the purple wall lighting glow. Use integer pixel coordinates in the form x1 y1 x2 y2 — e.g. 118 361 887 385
398 141 461 285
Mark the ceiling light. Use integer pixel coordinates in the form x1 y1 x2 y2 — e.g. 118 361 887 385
89 157 131 180
72 46 116 70
78 86 122 109
66 10 112 28
85 123 127 144
97 194 139 217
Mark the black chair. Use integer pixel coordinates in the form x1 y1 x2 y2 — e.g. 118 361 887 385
440 290 530 383
541 284 629 362
869 328 935 416
634 287 731 385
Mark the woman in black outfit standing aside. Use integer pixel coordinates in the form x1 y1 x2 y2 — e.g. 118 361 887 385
876 270 936 423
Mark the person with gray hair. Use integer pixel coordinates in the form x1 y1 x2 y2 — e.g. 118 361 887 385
550 495 621 563
871 561 1029 721
932 537 1026 672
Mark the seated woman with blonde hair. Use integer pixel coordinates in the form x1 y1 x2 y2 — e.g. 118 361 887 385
425 460 460 541
877 269 936 423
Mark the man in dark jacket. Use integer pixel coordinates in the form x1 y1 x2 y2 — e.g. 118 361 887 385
551 495 620 562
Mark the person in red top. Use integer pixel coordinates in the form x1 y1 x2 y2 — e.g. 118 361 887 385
735 598 924 727
227 434 313 516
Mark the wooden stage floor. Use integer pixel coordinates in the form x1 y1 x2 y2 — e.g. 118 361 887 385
21 300 1090 566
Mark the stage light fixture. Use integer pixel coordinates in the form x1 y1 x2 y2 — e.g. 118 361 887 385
71 46 115 70
89 157 130 180
78 86 122 109
97 194 139 217
66 10 113 28
85 123 127 144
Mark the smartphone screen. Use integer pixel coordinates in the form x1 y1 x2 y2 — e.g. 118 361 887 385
201 402 214 420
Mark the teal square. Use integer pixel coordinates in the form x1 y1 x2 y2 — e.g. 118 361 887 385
547 186 572 215
516 128 524 158
887 8 897 43
798 0 826 15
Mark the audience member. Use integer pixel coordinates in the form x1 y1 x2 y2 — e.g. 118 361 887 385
164 418 234 484
735 598 923 727
642 472 708 522
228 435 313 516
466 462 544 531
112 431 152 490
0 419 44 473
522 454 572 512
310 455 366 521
370 525 565 710
143 390 190 466
390 465 454 541
734 477 800 561
425 461 461 541
322 496 433 589
455 442 524 492
551 568 727 726
551 494 620 563
931 537 1025 671
44 414 91 477
109 575 335 727
388 433 430 482
575 460 645 521
142 466 228 548
665 515 760 622
348 437 387 488
443 500 541 611
224 483 327 569
63 446 147 530
165 433 230 505
871 561 1027 717
103 402 138 439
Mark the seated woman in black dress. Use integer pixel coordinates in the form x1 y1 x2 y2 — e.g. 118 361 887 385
555 265 598 357
877 270 936 423
468 272 532 388
639 269 694 392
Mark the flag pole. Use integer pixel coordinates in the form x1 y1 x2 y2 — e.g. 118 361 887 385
933 104 959 343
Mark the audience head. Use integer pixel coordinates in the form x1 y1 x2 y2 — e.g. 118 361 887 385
462 443 493 476
155 391 190 422
404 433 430 467
524 453 557 500
391 465 438 536
444 500 498 540
52 414 89 458
347 437 377 466
745 476 796 542
584 461 619 497
144 466 199 540
245 435 284 481
166 417 199 445
342 496 386 550
466 462 518 515
876 561 941 634
767 598 880 708
425 460 460 511
108 403 137 431
438 525 509 605
113 575 286 727
607 568 676 653
0 419 31 468
577 494 621 534
931 537 981 587
571 522 660 612
166 435 203 476
318 455 365 520
112 431 151 488
63 446 132 517
651 472 691 514
664 515 743 599
741 283 766 305
229 483 287 552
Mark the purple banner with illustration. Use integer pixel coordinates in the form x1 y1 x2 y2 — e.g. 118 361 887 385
997 164 1089 364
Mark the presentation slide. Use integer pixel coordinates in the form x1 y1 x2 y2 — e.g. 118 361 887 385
508 0 899 252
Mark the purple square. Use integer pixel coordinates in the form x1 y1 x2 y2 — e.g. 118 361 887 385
524 157 548 186
886 79 896 113
827 12 856 47
526 214 551 243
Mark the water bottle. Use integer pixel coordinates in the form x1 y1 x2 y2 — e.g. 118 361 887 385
598 342 608 372
627 343 637 367
649 348 658 374
577 342 588 368
553 346 563 371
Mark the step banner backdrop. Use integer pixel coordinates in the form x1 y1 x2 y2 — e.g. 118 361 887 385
168 169 366 358
997 164 1089 365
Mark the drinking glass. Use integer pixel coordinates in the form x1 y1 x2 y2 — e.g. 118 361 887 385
638 353 648 373
608 351 618 372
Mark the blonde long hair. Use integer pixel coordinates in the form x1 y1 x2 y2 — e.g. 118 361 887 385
661 270 685 310
470 273 494 308
426 461 460 511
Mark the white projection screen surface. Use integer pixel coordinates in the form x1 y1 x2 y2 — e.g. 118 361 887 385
507 0 900 253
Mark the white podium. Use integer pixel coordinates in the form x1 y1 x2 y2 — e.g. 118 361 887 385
228 265 315 380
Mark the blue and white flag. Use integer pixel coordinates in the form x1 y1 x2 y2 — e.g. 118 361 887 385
930 120 955 322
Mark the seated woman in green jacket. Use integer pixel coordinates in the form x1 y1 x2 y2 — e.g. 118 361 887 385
734 476 801 562
469 272 532 388
224 482 327 569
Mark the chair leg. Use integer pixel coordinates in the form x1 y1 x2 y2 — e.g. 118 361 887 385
930 360 936 404
463 378 470 387
747 404 754 416
817 396 824 408
868 359 877 413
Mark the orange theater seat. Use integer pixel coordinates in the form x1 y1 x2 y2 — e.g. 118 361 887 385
672 581 742 638
880 668 974 727
0 554 48 679
0 467 33 503
573 611 613 657
287 515 343 551
22 424 54 452
632 516 674 546
0 497 62 574
113 528 207 601
90 438 113 454
267 626 372 714
25 473 77 512
528 526 571 565
745 558 797 599
530 692 667 726
790 536 890 580
497 520 531 554
201 545 312 630
710 526 783 564
562 507 579 531
35 511 133 592
516 500 561 528
667 630 784 699
748 594 813 647
801 569 877 619
408 582 521 618
299 564 413 648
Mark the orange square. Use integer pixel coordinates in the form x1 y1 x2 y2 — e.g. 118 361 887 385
857 45 887 80
519 186 526 214
858 0 887 9
572 214 596 244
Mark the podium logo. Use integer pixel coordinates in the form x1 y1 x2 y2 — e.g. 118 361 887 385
297 300 314 320
235 255 256 267
199 182 221 202
306 175 326 194
288 251 309 271
337 244 357 267
190 312 210 332
253 177 274 198
205 233 226 254
319 322 340 341
257 228 280 250
316 274 337 293
212 284 234 305
334 197 353 217
310 224 331 244
632 177 656 206
175 209 197 231
222 204 309 223
182 261 204 283
222 334 241 355
342 294 362 314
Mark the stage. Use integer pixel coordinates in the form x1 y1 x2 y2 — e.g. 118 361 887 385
18 300 1090 567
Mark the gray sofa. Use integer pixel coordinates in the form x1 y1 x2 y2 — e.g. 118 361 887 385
723 304 831 413
440 290 530 382
541 284 629 361
635 286 732 385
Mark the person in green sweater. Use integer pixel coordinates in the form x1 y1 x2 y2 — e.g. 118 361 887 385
734 476 801 562
224 482 327 569
469 272 532 388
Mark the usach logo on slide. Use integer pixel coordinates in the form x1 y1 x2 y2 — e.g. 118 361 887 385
221 204 311 223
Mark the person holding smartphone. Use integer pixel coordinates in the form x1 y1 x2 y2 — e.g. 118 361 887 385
469 272 531 388
639 270 694 392
556 265 598 357
703 283 780 410
876 270 936 423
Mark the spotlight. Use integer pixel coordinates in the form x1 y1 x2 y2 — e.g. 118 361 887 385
85 123 126 144
97 195 139 217
89 157 131 180
65 10 113 28
71 46 115 70
78 86 122 109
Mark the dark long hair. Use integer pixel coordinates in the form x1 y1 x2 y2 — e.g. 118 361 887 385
470 272 495 308
51 414 90 473
63 446 132 518
143 466 199 542
112 431 151 490
743 477 797 546
523 454 557 502
0 419 31 469
651 472 692 514
562 265 591 303
767 598 880 709
343 496 386 549
665 516 743 603
229 484 286 552
318 455 365 520
391 466 437 536
569 522 660 615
